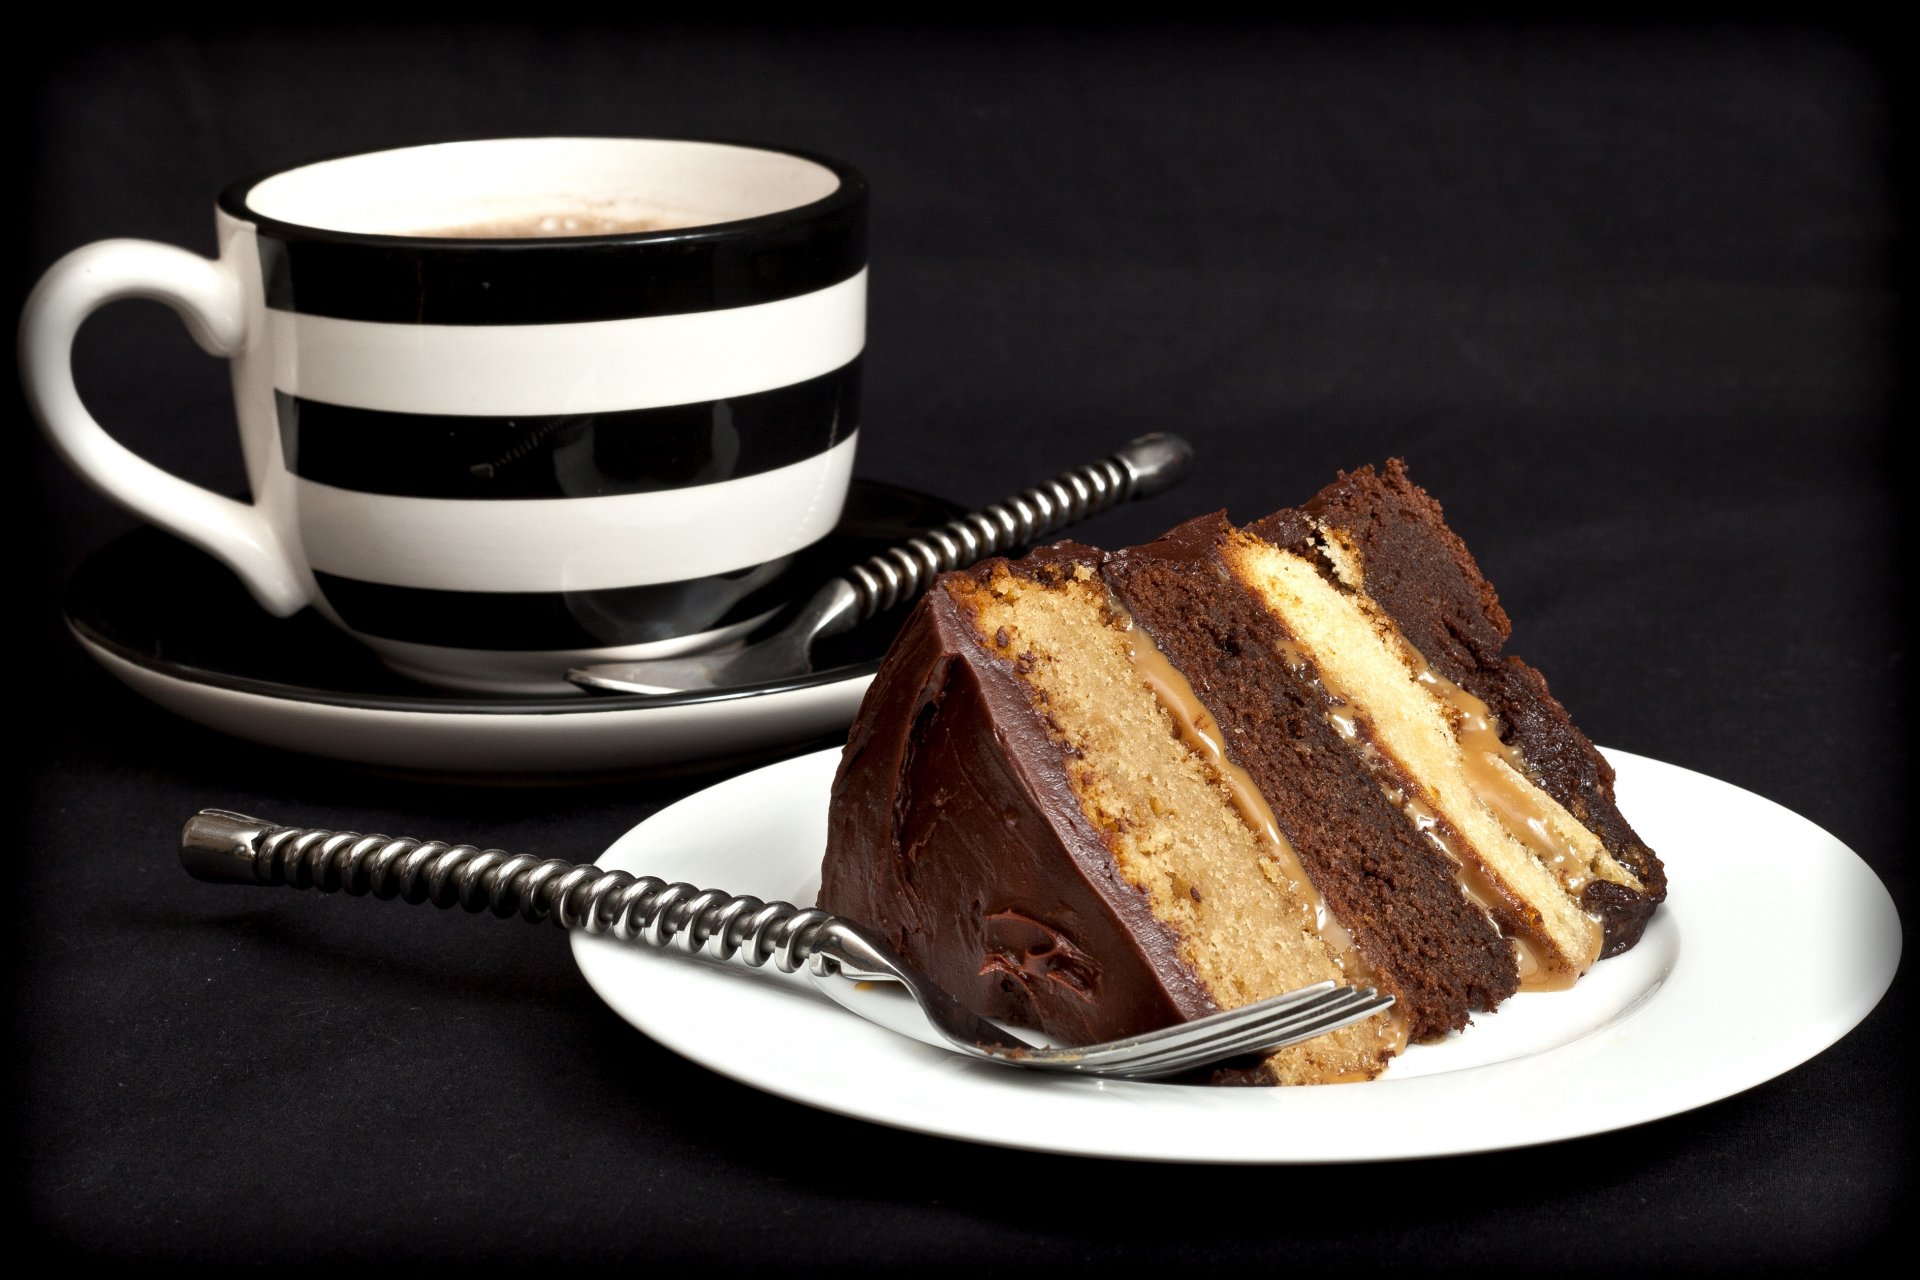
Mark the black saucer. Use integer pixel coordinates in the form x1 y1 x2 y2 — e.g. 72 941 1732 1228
66 478 963 715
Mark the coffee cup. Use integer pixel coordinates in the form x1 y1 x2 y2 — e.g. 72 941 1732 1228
22 137 868 693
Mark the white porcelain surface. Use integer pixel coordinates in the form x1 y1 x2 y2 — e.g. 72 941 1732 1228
266 271 866 415
572 746 1902 1163
297 433 858 593
21 236 306 615
244 137 842 235
78 633 874 775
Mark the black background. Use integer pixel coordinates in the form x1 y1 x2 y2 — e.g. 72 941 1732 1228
16 18 1908 1267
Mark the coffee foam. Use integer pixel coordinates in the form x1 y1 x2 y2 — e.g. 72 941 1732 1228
410 209 705 238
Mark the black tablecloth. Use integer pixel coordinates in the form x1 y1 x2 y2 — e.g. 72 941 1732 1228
18 22 1907 1265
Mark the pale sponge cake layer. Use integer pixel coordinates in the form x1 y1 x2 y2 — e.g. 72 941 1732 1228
1222 531 1606 984
949 559 1393 1084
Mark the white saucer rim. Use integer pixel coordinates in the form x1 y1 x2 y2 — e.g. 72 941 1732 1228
69 617 883 717
78 635 877 773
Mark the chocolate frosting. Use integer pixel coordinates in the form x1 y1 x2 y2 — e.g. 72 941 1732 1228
819 575 1215 1046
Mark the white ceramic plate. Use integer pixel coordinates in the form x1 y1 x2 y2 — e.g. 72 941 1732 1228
571 747 1901 1162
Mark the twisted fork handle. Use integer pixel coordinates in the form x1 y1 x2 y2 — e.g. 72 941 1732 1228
181 810 841 974
839 431 1192 618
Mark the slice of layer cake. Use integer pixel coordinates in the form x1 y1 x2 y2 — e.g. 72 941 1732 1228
819 460 1665 1084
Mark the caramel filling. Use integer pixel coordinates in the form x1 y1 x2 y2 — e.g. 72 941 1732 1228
1363 746 1565 991
1276 638 1588 991
1118 607 1411 1049
1416 667 1640 900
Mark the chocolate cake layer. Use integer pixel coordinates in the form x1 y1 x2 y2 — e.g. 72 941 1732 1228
1254 459 1667 953
1104 514 1520 1040
820 576 1216 1046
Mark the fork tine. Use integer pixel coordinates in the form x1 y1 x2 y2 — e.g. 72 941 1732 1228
1028 987 1395 1077
1059 984 1360 1063
1079 990 1383 1073
1128 991 1396 1077
1056 987 1351 1069
1088 1000 1393 1079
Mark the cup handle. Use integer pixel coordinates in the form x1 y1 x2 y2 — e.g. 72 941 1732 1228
19 238 310 616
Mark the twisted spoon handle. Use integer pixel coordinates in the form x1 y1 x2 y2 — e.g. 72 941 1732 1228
181 810 840 974
840 431 1192 619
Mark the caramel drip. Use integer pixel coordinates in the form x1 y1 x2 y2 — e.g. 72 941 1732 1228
1417 668 1595 896
1276 639 1575 991
1115 606 1411 1048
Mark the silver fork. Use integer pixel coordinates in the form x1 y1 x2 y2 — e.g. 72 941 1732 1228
181 810 1394 1081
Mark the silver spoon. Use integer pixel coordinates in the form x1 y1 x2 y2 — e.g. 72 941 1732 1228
568 432 1193 695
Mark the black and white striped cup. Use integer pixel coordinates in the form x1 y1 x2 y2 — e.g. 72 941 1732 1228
22 137 867 693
